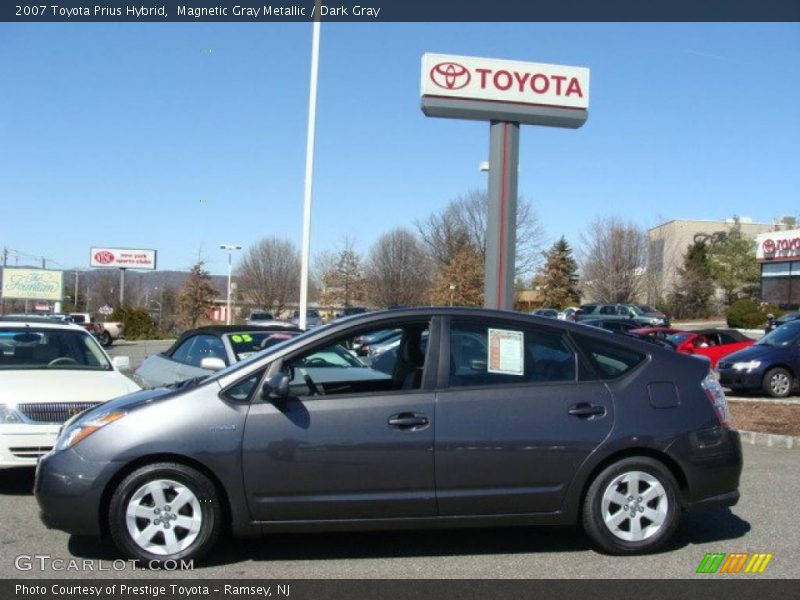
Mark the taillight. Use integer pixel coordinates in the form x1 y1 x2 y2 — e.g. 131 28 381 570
701 372 730 428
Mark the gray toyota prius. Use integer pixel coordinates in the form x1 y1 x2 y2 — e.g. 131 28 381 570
35 307 742 562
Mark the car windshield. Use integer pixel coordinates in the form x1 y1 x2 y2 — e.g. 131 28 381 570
203 324 328 384
757 322 800 347
776 313 800 323
224 330 301 361
0 327 111 370
248 313 273 321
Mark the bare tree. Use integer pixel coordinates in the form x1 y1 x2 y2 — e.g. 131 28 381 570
579 217 646 304
366 228 433 307
318 236 366 308
415 189 546 278
235 238 301 314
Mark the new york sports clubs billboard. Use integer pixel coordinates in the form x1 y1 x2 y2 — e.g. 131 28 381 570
90 247 157 270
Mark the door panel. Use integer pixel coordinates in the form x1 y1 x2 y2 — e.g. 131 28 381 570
242 392 436 521
435 382 613 515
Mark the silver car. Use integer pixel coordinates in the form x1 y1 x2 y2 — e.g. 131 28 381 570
133 325 301 388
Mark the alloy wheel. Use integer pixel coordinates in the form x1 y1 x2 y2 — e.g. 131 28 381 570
770 373 791 396
125 479 203 556
600 470 668 542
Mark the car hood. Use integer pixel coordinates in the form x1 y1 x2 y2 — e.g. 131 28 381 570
62 381 217 430
0 370 140 405
722 343 783 364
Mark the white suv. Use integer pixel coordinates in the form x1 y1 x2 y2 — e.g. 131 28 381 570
0 319 141 468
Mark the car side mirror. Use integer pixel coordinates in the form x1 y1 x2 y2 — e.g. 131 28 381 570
262 373 290 400
200 357 226 371
112 356 131 371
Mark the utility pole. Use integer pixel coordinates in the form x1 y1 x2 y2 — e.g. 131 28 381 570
1 247 7 315
74 271 79 311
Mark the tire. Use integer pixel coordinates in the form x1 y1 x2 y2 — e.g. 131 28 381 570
108 462 221 565
101 331 113 347
763 367 793 398
582 457 680 555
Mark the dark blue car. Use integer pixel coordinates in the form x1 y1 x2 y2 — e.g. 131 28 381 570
718 321 800 398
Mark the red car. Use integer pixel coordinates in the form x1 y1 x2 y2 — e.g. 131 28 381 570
630 327 754 368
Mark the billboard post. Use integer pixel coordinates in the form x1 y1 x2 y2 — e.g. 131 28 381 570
421 53 589 310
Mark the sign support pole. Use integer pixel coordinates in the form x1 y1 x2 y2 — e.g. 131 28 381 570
119 268 125 306
484 120 519 311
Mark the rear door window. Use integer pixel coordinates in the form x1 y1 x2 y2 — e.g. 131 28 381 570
572 334 646 380
448 320 576 388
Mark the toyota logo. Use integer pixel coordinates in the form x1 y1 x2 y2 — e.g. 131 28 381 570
430 62 471 90
94 250 115 265
762 239 777 254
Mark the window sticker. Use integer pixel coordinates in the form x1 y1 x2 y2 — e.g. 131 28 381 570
230 334 254 344
487 328 524 375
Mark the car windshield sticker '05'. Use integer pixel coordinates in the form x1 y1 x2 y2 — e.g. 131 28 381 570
487 328 524 376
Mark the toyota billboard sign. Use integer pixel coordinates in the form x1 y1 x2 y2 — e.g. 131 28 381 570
421 53 589 128
90 247 157 270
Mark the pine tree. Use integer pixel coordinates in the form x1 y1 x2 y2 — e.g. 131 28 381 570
178 261 219 328
431 239 484 307
667 241 714 318
534 237 580 308
707 222 760 304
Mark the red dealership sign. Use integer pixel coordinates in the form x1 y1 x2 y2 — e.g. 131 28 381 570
421 54 589 111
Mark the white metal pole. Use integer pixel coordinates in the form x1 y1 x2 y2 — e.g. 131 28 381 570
226 251 232 325
299 14 321 331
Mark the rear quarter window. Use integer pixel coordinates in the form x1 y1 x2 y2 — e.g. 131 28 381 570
572 334 646 380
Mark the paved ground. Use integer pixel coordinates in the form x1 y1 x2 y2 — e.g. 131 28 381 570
106 339 174 372
0 445 795 579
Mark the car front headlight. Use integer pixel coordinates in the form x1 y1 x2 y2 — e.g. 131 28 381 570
55 410 127 451
0 404 25 424
732 360 761 371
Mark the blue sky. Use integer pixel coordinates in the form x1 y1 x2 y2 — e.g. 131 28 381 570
1 23 798 275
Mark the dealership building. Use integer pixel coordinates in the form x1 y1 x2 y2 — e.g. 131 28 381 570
646 218 778 303
756 228 800 309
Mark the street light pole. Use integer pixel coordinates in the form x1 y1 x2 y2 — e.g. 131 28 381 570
299 4 322 331
219 244 242 325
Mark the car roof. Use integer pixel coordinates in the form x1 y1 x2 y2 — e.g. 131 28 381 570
0 318 85 331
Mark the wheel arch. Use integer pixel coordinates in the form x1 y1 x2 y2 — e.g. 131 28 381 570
99 453 232 536
577 447 689 516
763 363 797 379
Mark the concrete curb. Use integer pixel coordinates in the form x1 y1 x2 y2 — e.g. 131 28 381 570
737 429 800 450
728 397 800 406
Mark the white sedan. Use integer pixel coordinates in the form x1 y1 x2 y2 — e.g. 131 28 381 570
0 319 140 468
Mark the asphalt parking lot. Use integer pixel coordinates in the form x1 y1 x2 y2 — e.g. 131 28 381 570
0 444 796 579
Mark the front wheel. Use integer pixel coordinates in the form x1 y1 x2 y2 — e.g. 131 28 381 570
108 462 221 565
582 457 680 555
763 367 793 398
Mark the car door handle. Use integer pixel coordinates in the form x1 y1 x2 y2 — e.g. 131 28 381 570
568 403 606 417
388 413 429 429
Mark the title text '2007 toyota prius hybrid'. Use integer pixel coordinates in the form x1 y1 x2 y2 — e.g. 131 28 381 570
36 308 742 562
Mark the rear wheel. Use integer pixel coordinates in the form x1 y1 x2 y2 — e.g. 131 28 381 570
582 457 680 555
763 368 792 398
101 331 113 347
109 462 221 565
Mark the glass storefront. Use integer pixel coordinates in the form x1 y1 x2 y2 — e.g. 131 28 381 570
761 261 800 309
